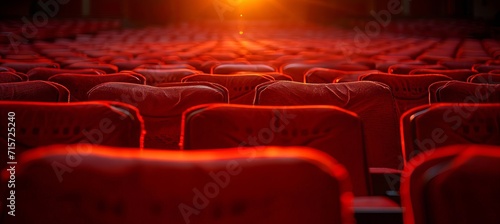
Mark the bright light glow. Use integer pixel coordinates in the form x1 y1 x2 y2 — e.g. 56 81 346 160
239 31 244 35
240 14 243 17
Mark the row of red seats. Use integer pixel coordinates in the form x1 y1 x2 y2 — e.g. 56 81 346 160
2 143 498 224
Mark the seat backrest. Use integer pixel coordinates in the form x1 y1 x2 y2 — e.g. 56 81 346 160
65 62 119 73
428 81 451 103
401 145 472 224
409 69 476 81
49 74 144 101
2 145 354 224
424 147 500 224
304 68 380 83
400 103 500 162
88 82 228 149
467 73 500 84
401 145 500 224
0 81 70 102
360 73 452 113
133 68 201 86
0 101 144 165
182 74 273 104
255 81 401 169
26 68 105 80
181 104 370 196
0 72 23 83
388 64 447 75
213 64 276 74
431 81 500 103
1 61 60 73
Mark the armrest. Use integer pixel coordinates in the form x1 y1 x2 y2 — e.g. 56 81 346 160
353 196 403 224
369 167 402 202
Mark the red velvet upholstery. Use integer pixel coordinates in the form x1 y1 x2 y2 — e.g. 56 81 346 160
49 74 145 101
27 68 105 81
133 68 201 85
304 68 380 83
255 81 402 169
360 73 452 113
181 104 370 196
182 74 273 104
88 82 228 149
2 145 355 224
0 101 145 165
430 81 500 103
213 64 276 74
400 103 500 162
467 73 500 84
409 69 476 81
0 81 70 102
401 145 500 224
0 72 24 83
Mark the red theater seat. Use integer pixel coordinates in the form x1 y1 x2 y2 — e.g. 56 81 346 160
2 145 354 224
88 82 228 149
388 64 447 75
182 74 273 104
0 61 60 73
212 64 276 74
401 145 500 224
0 101 144 165
255 81 401 170
49 74 145 101
304 68 380 83
468 73 500 84
0 72 24 83
473 64 500 73
65 62 119 74
156 82 229 102
430 81 500 103
181 104 370 196
26 68 106 80
400 103 500 162
0 81 69 102
360 73 452 113
409 69 476 81
133 68 201 85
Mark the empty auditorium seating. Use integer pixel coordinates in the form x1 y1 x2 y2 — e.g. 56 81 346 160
182 74 274 104
430 81 500 103
360 73 452 113
48 74 145 101
3 144 355 224
468 73 500 83
400 103 500 162
401 144 500 224
181 104 369 195
0 81 70 102
305 68 381 83
88 82 228 149
255 81 401 169
0 101 144 165
27 68 105 81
